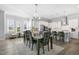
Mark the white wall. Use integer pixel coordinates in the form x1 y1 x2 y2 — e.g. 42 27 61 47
0 10 4 40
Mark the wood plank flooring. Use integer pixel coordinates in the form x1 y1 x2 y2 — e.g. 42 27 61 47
58 39 79 55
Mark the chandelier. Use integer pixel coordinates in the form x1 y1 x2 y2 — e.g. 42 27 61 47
32 4 40 32
33 4 38 19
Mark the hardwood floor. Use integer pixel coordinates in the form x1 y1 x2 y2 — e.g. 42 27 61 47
0 38 79 55
53 39 68 47
58 39 79 55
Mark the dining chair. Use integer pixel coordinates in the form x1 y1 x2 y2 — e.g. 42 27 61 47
40 31 50 54
31 36 37 50
58 31 65 42
31 31 50 54
24 30 36 50
23 30 32 48
52 31 57 40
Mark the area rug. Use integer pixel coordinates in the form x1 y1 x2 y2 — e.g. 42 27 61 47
0 38 64 55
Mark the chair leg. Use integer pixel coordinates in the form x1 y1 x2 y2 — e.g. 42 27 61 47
48 40 49 51
48 43 49 51
26 40 28 46
32 42 33 50
24 39 26 44
43 47 45 54
55 36 57 40
50 37 53 49
62 37 64 42
37 40 40 55
42 43 45 54
52 38 53 49
29 40 30 48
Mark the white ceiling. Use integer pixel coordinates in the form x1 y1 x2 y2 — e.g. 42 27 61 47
0 4 79 21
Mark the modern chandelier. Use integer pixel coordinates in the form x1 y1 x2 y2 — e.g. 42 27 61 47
32 4 40 32
33 4 39 19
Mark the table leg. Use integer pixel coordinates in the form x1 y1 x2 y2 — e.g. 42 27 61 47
37 39 40 55
50 37 53 49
